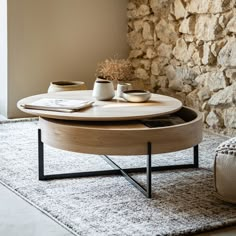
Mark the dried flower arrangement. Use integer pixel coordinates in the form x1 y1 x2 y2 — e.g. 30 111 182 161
96 58 134 82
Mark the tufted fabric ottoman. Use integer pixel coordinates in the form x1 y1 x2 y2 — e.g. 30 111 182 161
214 137 236 203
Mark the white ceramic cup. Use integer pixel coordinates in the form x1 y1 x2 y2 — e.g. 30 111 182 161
116 83 132 97
92 80 115 101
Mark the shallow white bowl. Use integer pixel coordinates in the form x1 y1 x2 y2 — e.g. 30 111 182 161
122 90 151 103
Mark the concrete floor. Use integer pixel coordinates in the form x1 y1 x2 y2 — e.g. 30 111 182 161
198 227 236 236
0 114 7 121
0 183 72 236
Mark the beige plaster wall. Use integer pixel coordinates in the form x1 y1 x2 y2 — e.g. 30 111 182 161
5 0 128 118
0 0 8 117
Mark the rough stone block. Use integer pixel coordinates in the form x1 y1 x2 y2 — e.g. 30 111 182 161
143 21 154 40
134 68 149 80
206 110 221 128
179 15 196 34
208 84 236 106
224 107 236 128
196 71 226 92
155 19 178 44
218 38 236 66
173 0 187 19
173 38 190 62
195 14 220 41
157 43 173 59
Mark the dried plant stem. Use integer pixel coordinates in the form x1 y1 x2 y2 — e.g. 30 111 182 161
96 58 134 82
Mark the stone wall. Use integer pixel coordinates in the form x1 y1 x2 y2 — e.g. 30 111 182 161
127 0 236 136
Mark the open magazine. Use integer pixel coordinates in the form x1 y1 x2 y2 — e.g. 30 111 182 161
22 98 94 112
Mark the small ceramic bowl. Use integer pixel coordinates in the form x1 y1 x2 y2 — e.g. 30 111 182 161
122 90 151 102
48 81 87 93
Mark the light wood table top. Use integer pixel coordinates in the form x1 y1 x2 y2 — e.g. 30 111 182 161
17 90 182 121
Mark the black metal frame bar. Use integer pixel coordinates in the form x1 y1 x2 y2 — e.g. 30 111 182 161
38 129 199 198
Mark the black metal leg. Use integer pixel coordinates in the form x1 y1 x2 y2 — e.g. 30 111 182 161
38 129 44 180
37 128 199 198
193 145 199 168
147 142 152 198
101 141 152 198
101 154 150 197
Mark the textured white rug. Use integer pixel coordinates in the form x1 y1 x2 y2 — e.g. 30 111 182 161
0 120 236 236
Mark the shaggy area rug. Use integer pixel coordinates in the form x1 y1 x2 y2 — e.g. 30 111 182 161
0 120 236 236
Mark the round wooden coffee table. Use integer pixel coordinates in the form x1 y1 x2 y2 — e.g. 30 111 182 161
17 90 202 198
17 90 182 121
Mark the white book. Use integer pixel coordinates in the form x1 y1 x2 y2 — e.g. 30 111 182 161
22 98 94 112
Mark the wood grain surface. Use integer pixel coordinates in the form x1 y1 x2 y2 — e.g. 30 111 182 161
17 90 182 121
39 107 203 155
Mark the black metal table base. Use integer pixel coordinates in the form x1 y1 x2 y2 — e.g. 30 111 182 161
38 129 199 198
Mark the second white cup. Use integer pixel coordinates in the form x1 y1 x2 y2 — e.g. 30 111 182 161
117 83 132 97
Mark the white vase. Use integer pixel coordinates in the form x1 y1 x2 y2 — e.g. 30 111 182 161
92 79 115 101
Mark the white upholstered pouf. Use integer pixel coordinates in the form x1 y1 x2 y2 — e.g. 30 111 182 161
214 137 236 203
